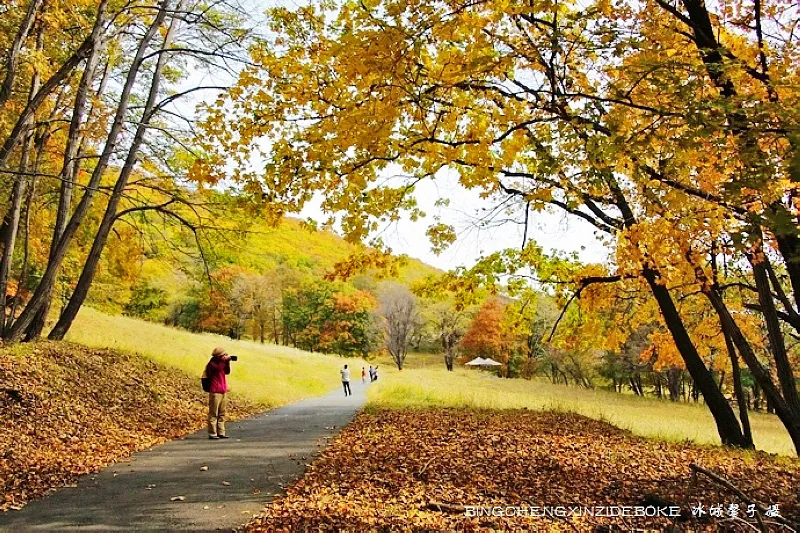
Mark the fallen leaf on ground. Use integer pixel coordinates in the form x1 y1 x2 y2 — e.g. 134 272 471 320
245 409 800 532
0 342 260 511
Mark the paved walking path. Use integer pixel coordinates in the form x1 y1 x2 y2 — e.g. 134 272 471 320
0 383 367 532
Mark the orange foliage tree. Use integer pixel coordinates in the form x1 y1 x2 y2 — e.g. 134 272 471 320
196 266 250 339
319 290 379 358
283 281 379 357
460 297 507 372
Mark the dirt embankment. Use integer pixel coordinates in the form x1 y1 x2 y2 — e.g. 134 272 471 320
1 341 257 511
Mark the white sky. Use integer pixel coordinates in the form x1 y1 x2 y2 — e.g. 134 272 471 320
299 169 611 271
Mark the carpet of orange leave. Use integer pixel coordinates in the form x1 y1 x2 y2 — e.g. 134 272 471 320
246 410 799 532
0 341 258 511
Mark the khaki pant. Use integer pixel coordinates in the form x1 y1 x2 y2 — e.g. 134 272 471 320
208 393 227 436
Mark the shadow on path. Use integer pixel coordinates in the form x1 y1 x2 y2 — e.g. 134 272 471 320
0 381 367 531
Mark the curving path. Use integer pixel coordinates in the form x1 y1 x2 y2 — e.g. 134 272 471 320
0 383 367 532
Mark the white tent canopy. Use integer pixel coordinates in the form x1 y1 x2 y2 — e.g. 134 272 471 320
465 357 502 367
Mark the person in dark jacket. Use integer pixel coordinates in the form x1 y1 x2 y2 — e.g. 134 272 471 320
206 346 231 439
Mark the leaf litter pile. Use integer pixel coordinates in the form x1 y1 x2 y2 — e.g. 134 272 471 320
246 409 799 531
0 341 257 511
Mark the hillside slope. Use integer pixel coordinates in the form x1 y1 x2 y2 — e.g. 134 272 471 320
3 308 361 513
229 217 440 283
66 307 352 407
90 216 441 322
0 342 258 511
365 365 795 456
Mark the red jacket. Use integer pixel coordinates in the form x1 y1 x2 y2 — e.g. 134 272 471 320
206 357 230 394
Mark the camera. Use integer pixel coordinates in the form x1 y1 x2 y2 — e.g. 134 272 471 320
229 355 238 361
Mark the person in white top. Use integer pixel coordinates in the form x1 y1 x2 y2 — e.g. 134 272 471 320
340 364 352 396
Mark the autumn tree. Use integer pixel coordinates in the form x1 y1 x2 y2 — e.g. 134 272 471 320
282 280 379 356
194 266 250 338
227 264 303 344
44 0 253 342
228 272 274 343
203 0 800 451
0 0 253 344
461 297 506 369
379 283 420 370
599 325 657 396
282 281 333 351
425 299 472 371
501 289 559 378
321 290 380 357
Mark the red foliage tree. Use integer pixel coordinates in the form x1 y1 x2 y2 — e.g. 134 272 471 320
460 297 506 363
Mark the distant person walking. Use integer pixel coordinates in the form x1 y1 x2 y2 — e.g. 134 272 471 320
205 346 232 440
361 366 367 384
368 365 375 382
341 364 352 396
373 365 379 382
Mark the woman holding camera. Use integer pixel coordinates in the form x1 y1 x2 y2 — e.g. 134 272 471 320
206 347 232 439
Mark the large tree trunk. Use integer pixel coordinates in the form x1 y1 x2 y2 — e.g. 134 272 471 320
391 349 405 370
750 253 800 414
689 254 800 454
49 0 179 340
608 171 748 446
773 230 800 310
643 268 749 448
9 85 56 324
11 170 36 320
4 0 167 343
723 329 754 448
0 0 44 107
673 0 800 321
0 145 31 333
667 370 681 401
0 24 44 334
24 5 109 341
704 286 800 455
752 381 761 411
442 333 457 371
444 345 455 371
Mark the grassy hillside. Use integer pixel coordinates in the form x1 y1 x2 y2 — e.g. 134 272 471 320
65 309 795 456
126 217 441 313
94 215 443 326
67 307 353 407
366 366 796 456
230 217 440 283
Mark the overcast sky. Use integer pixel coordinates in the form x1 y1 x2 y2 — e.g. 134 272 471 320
299 168 611 272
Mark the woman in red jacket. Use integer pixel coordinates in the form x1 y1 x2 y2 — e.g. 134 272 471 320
206 347 231 439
